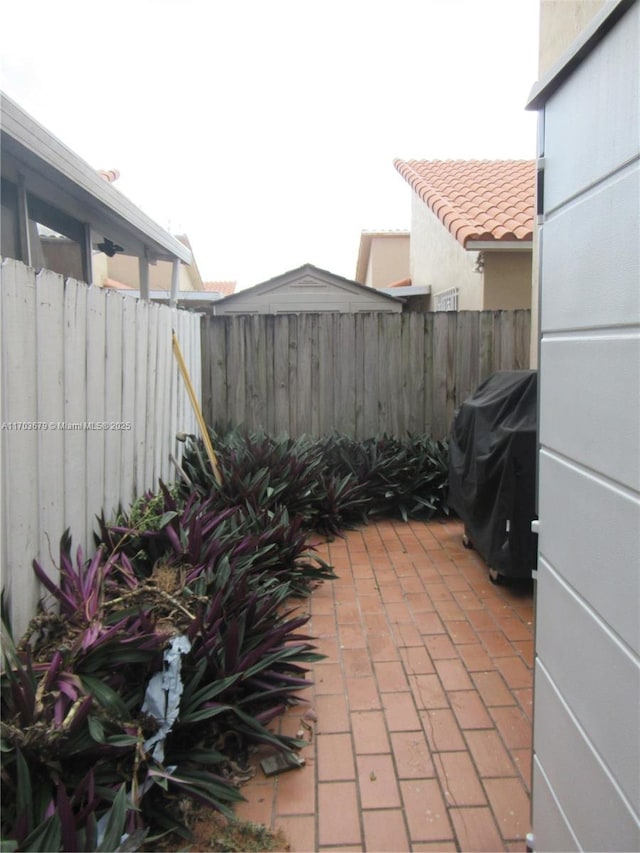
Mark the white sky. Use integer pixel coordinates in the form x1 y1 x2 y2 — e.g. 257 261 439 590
1 0 540 289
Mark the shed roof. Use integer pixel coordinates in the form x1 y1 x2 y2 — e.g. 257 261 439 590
393 159 535 249
213 263 404 313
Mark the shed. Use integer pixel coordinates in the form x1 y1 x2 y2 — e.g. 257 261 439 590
211 263 404 315
526 1 639 849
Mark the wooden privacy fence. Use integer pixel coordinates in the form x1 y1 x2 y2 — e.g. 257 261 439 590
1 259 202 636
201 309 531 441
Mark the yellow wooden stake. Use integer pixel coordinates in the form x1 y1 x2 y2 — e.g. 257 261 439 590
172 330 222 485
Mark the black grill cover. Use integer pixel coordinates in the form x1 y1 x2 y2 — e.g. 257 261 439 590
448 370 538 579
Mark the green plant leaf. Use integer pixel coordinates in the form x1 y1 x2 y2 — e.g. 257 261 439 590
96 783 129 853
18 814 61 853
88 715 106 744
15 749 34 836
80 676 129 718
106 734 140 747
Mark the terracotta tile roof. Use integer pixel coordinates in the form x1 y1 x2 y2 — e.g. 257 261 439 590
393 159 535 248
103 277 134 290
203 281 237 295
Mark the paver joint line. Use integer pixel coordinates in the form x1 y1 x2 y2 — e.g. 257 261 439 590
237 519 533 852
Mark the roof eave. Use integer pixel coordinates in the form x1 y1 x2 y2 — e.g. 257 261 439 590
0 92 191 265
379 285 430 298
466 240 533 251
123 290 218 301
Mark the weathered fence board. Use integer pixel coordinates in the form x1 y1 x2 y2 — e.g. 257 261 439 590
36 271 65 578
1 259 201 636
120 294 136 505
201 309 531 441
63 279 89 556
338 313 357 436
104 292 124 519
2 262 39 636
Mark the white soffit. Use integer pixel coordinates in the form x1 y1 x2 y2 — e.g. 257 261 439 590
466 241 533 251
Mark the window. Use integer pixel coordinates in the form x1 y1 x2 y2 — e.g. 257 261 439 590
434 287 459 311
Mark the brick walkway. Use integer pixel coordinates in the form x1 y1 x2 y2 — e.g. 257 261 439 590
235 518 534 852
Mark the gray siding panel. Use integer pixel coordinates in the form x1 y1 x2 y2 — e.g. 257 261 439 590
536 561 640 810
538 450 640 653
533 663 640 852
543 1 639 212
540 164 640 332
539 334 640 492
531 761 579 853
532 5 640 848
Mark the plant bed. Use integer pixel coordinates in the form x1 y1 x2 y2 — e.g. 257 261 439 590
179 426 449 529
147 811 290 853
1 426 448 852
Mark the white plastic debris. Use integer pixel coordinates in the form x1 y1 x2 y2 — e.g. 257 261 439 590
142 635 192 763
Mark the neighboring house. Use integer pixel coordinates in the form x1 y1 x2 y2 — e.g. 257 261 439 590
354 230 410 289
211 263 404 315
0 92 191 300
527 0 639 850
101 234 206 293
354 231 431 310
394 158 535 311
537 0 608 74
203 281 237 297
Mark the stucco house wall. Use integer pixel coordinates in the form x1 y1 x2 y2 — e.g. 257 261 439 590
538 0 607 74
410 194 482 310
37 236 85 282
365 234 410 288
482 251 533 310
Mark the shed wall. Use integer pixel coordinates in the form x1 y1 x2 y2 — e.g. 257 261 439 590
532 4 640 849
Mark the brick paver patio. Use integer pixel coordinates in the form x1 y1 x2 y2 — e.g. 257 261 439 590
235 517 534 852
